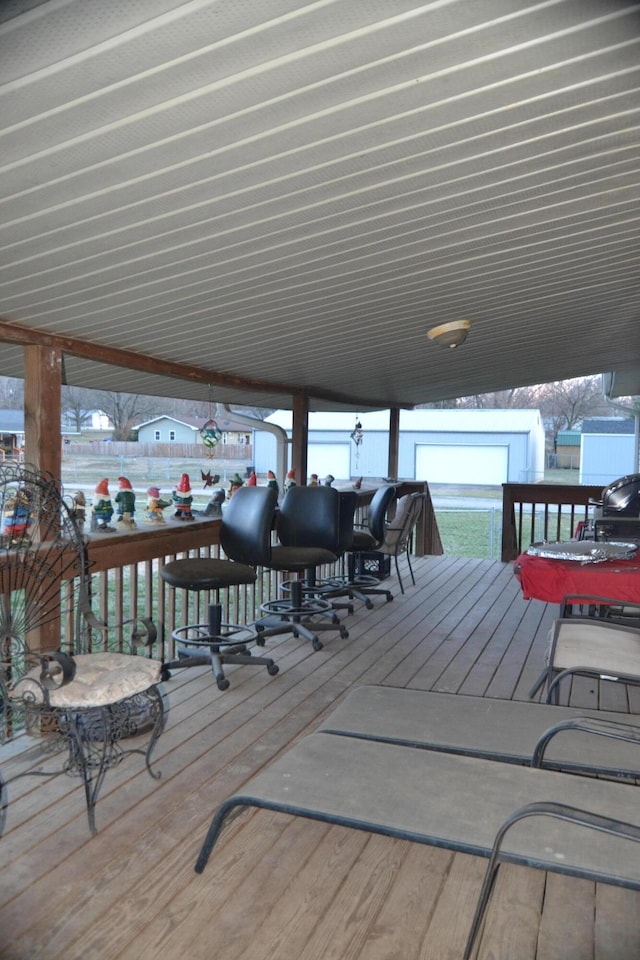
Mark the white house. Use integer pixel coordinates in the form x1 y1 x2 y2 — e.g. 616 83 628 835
254 409 546 486
135 415 252 445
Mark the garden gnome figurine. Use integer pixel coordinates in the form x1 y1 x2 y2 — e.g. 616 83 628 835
92 478 115 531
284 468 296 493
266 470 279 494
145 486 170 524
71 490 86 530
228 473 244 497
172 473 194 520
115 476 136 528
247 470 257 486
309 473 319 486
3 488 33 544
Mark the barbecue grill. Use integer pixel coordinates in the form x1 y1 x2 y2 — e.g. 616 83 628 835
591 474 640 518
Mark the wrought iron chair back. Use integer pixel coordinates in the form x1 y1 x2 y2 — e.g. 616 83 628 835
0 462 164 835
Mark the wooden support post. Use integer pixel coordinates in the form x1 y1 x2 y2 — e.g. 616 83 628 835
22 345 63 660
291 392 309 485
388 408 400 479
23 345 62 480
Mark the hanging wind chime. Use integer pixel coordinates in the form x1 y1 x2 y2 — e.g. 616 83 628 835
350 415 364 468
200 388 222 459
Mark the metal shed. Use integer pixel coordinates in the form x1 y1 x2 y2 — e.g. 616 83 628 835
255 409 545 486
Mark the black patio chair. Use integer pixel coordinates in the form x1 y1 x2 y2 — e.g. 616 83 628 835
160 486 280 691
256 485 348 651
342 484 397 606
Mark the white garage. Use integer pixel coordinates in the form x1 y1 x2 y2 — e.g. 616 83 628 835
307 443 351 481
254 409 545 485
416 444 509 485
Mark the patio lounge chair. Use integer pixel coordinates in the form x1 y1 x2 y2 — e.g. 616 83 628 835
194 687 640 959
528 611 640 703
317 684 640 778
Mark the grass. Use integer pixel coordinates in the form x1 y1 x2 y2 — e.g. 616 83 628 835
436 509 502 559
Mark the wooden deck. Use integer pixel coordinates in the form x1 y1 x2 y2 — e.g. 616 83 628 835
1 554 639 959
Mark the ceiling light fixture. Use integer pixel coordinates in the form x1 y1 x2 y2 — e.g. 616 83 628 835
427 319 471 349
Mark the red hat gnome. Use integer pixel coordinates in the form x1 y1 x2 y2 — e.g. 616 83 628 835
284 468 296 493
115 475 136 528
172 473 194 520
92 478 115 532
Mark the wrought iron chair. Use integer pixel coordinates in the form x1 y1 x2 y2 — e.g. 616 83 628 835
160 485 280 690
377 492 426 594
0 462 165 835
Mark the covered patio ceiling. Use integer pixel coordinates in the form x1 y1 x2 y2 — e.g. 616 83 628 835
0 0 639 412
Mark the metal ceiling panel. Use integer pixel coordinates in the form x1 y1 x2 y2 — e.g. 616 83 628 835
1 0 639 410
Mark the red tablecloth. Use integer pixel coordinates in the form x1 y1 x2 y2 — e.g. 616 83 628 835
514 552 640 604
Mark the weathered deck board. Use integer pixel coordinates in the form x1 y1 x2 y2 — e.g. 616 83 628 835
1 555 639 960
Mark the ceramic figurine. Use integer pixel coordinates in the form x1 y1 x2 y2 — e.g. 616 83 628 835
201 470 220 489
145 486 171 524
92 478 115 531
266 470 279 494
323 474 335 487
71 490 87 530
228 473 244 497
309 473 319 486
172 473 194 520
115 476 137 528
3 488 33 544
202 488 225 518
284 468 296 493
247 471 257 486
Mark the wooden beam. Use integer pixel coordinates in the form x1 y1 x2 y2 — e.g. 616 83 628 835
23 345 62 480
291 392 309 485
0 317 403 412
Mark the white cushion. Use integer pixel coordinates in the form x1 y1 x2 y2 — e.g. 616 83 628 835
15 652 161 708
380 495 413 550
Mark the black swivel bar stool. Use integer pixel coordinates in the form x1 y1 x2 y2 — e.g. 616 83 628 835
160 486 280 690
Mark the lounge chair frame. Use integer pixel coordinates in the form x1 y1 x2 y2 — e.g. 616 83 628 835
194 686 640 958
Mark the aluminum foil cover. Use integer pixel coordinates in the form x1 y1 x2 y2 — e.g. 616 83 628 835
526 540 638 562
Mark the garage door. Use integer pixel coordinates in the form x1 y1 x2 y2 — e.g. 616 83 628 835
416 443 508 485
308 443 351 481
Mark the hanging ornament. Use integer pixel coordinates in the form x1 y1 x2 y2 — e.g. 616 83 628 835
350 416 364 467
200 387 222 458
200 418 222 457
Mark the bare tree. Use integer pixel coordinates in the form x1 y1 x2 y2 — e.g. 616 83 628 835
455 386 539 409
94 391 161 440
0 377 24 409
61 386 97 432
536 377 608 445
